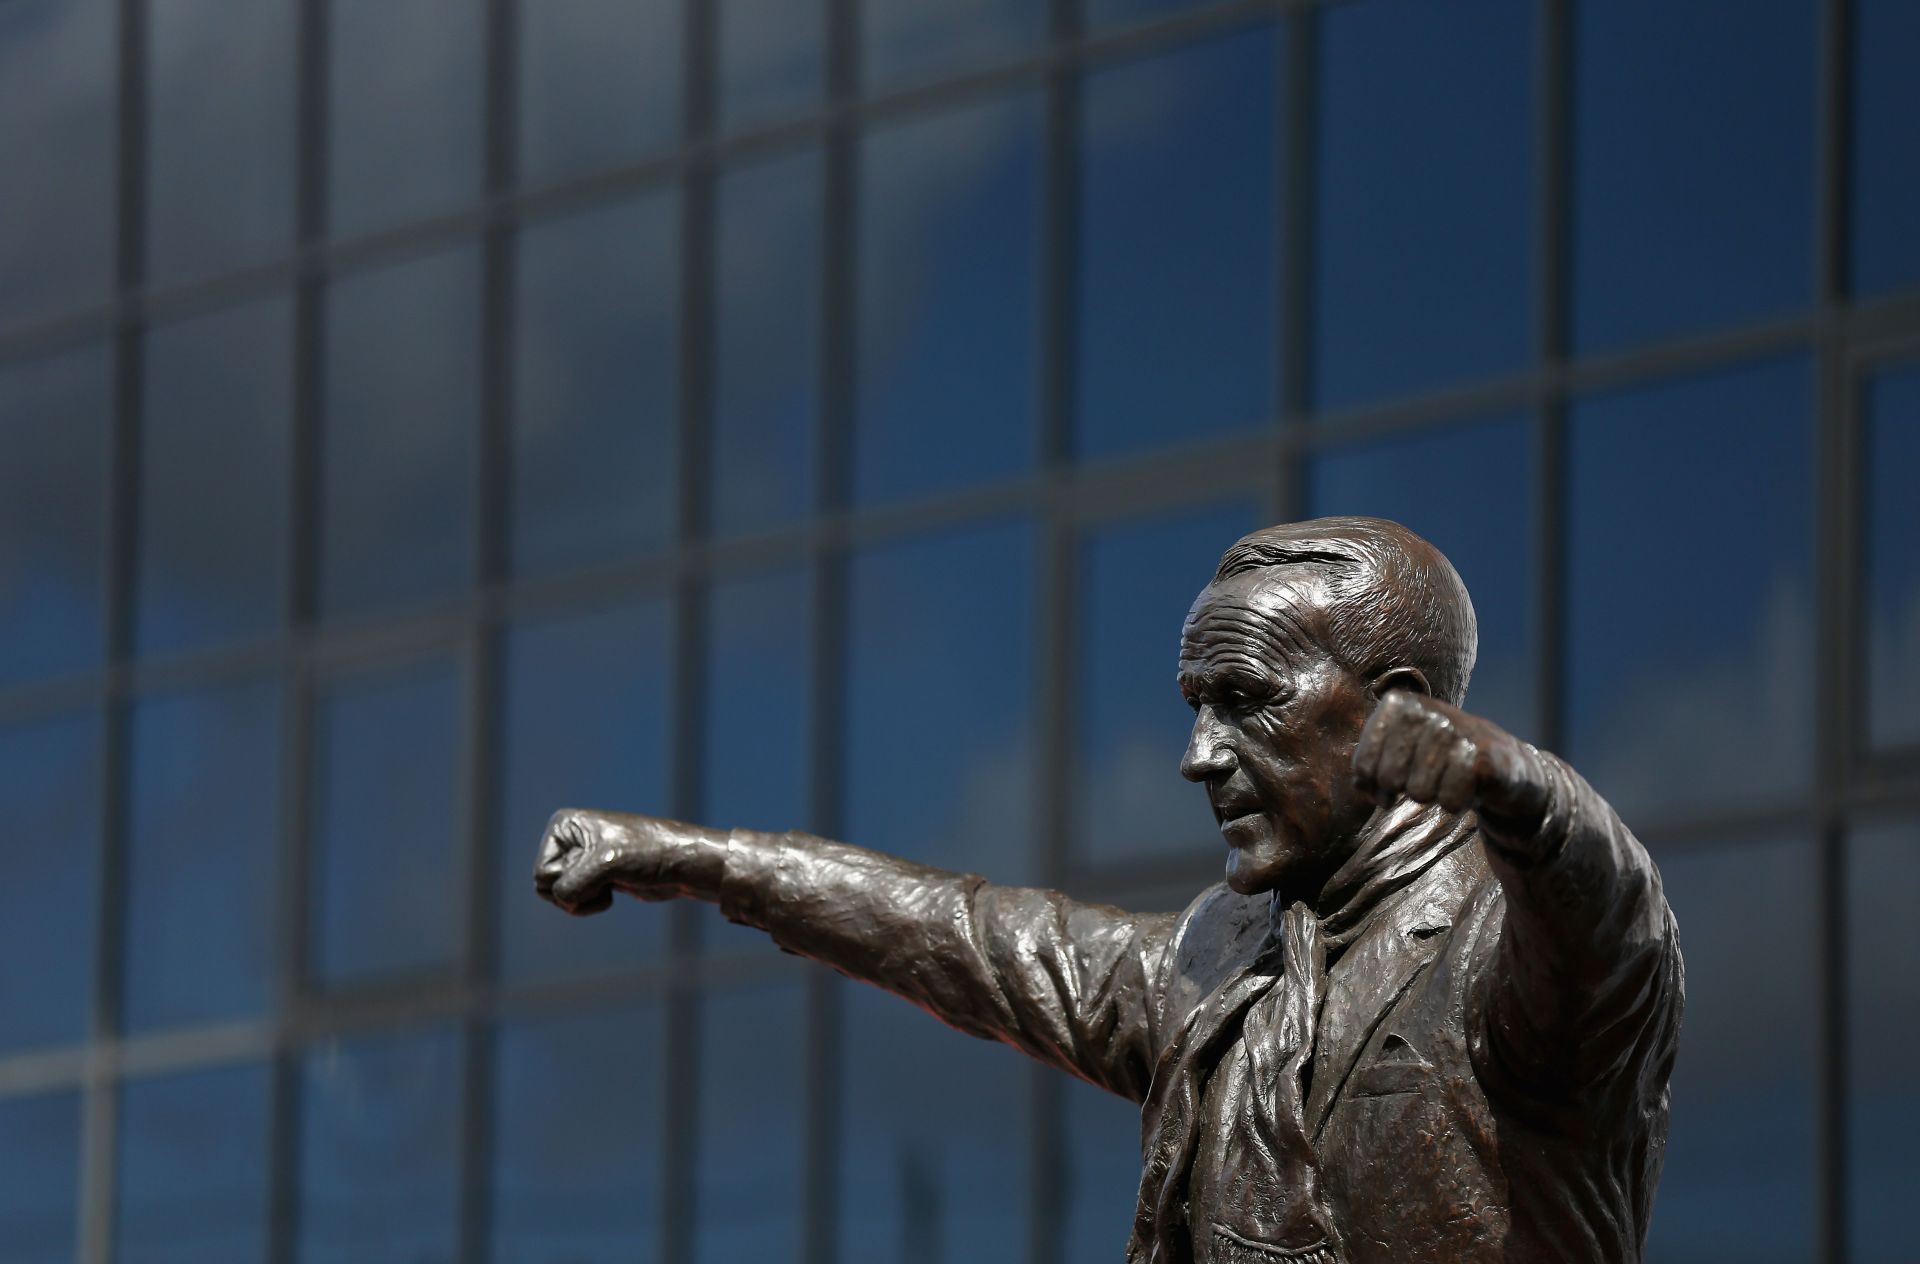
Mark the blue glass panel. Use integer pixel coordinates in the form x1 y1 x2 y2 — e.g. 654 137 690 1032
1849 821 1920 1263
492 1004 664 1262
1077 27 1279 460
518 0 680 186
1061 1076 1141 1264
1852 0 1920 296
1645 835 1815 1263
1866 365 1920 752
322 246 479 618
715 152 820 535
137 296 293 657
0 712 99 1053
1078 501 1261 866
329 0 483 236
848 521 1036 881
298 1027 464 1264
0 1091 80 1264
1572 0 1816 353
856 94 1042 504
720 0 822 129
499 598 672 980
694 982 807 1262
1087 0 1225 30
0 343 110 685
863 0 1043 91
1306 416 1536 741
147 0 296 286
125 679 281 1033
115 1063 272 1263
312 656 463 987
0 0 115 330
512 194 679 575
1567 358 1814 821
1315 0 1533 410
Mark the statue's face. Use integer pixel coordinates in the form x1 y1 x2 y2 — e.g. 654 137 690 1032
1177 570 1380 899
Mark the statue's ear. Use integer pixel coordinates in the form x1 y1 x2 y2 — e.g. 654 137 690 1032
1369 666 1430 700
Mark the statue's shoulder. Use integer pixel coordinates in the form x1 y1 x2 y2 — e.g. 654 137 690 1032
1162 882 1272 1022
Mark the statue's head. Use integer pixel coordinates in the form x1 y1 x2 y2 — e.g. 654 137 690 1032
1178 517 1477 899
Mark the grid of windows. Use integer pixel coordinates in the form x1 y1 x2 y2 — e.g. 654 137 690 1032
2 1 1918 1261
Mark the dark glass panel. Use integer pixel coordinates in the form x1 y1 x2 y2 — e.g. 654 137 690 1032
1087 0 1225 29
0 343 110 685
146 0 296 285
856 94 1042 504
693 982 807 1262
1645 835 1816 1262
512 194 679 575
719 0 823 129
1567 358 1814 821
1852 0 1920 297
1866 365 1920 752
714 152 820 535
862 0 1043 90
1848 821 1920 1263
137 295 293 657
1572 0 1816 352
0 712 100 1053
1077 27 1279 459
1314 0 1533 409
492 1004 664 1262
1061 1076 1142 1264
0 1092 80 1264
1077 501 1261 866
518 0 680 186
124 679 281 1033
499 597 672 980
114 1064 272 1263
322 246 479 618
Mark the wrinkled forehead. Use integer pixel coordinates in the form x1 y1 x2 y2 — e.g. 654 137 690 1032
1179 568 1332 674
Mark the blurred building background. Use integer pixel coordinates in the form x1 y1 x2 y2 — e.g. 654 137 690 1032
0 0 1916 1261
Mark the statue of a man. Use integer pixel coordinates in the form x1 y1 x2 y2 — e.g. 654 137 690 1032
535 517 1682 1264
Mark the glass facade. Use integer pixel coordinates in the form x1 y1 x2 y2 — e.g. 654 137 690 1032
0 2 1915 1262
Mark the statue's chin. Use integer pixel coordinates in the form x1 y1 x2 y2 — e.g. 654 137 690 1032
1222 843 1282 897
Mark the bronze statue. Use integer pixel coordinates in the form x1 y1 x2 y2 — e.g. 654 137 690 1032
535 517 1683 1263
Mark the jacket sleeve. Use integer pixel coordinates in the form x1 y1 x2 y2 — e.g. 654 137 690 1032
717 829 1180 1102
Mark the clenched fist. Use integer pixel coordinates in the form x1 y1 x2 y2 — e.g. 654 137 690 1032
1352 690 1552 838
533 809 728 915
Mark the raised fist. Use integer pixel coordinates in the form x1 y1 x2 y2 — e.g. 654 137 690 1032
1352 690 1551 835
533 809 725 915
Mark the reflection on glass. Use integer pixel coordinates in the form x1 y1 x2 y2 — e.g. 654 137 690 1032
0 1091 79 1264
311 656 463 987
720 0 822 128
848 521 1035 881
125 680 281 1033
137 295 293 657
499 598 672 980
114 1063 272 1263
1866 365 1920 752
0 713 99 1053
694 982 806 1262
715 152 820 535
1852 0 1920 297
1567 358 1814 821
0 343 110 685
146 0 296 285
512 194 679 574
1314 0 1533 409
1087 0 1224 29
518 0 680 186
0 0 114 329
1307 416 1536 741
1572 0 1816 352
1848 822 1920 1263
856 94 1042 504
298 1027 463 1264
1077 501 1260 866
492 1004 664 1262
1061 1075 1142 1264
1645 836 1815 1262
862 0 1043 90
1077 27 1279 460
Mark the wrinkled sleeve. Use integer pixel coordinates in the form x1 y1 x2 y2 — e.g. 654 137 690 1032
718 829 1179 1102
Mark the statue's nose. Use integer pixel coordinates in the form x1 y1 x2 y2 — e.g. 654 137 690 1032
1180 713 1235 783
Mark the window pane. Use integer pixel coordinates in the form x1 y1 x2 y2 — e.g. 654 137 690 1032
0 0 114 330
115 1064 272 1263
862 0 1043 91
1314 0 1533 410
1061 1076 1141 1264
512 195 679 575
1645 835 1816 1263
720 0 822 129
125 679 281 1033
0 713 100 1053
0 343 110 685
1572 0 1816 352
1852 0 1920 297
1087 0 1226 30
694 982 806 1263
1849 821 1920 1263
311 656 464 987
1567 358 1814 821
856 94 1042 504
1077 27 1279 460
518 0 680 186
715 153 820 536
298 1027 464 1264
0 1091 80 1264
492 1004 665 1262
499 598 672 981
1078 501 1261 866
137 295 293 657
1306 416 1536 741
1866 364 1920 752
147 0 295 286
